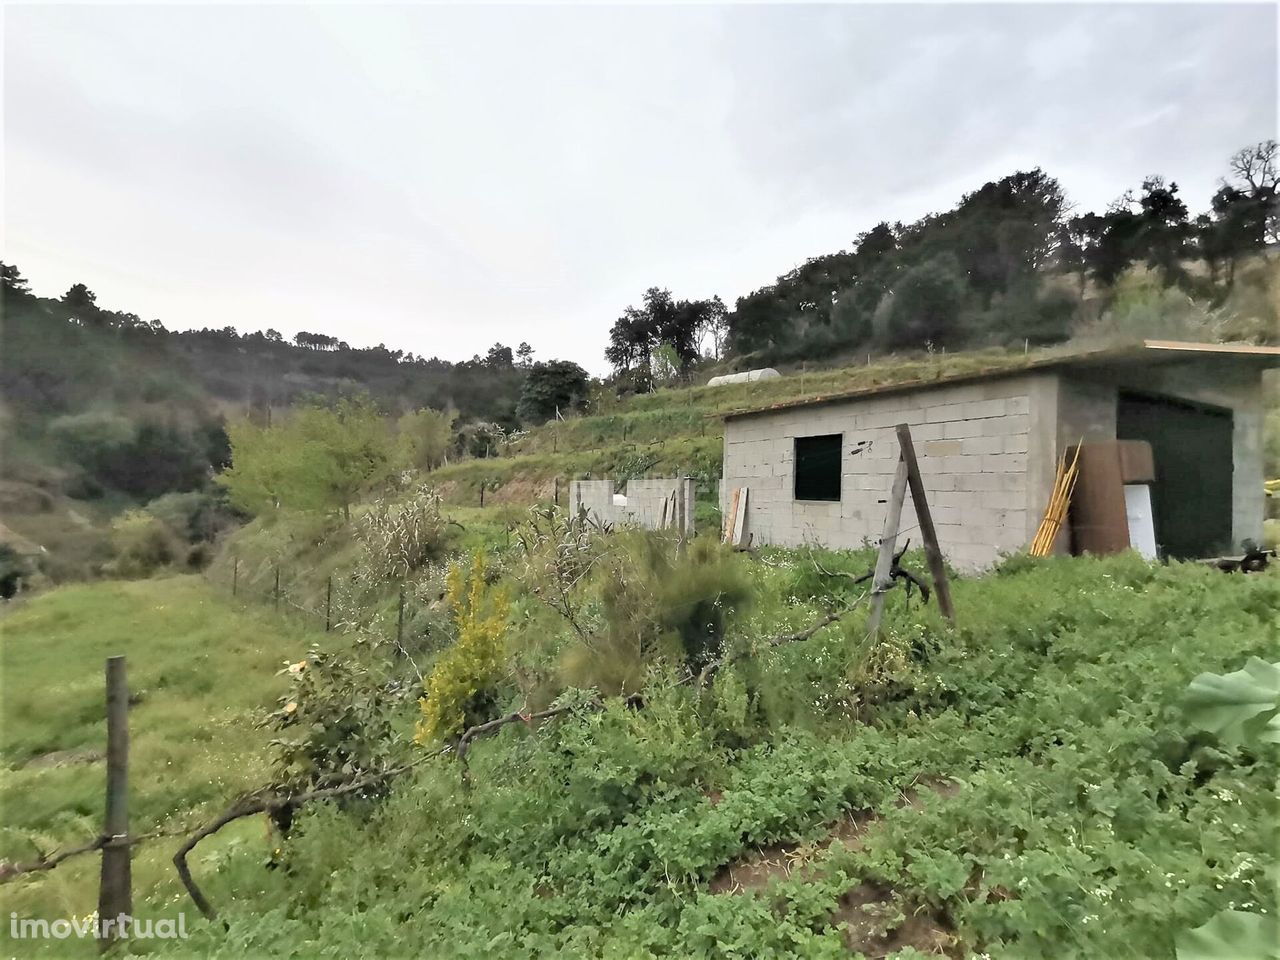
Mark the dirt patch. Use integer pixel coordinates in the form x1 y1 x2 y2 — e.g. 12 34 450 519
709 777 962 896
707 810 876 894
707 776 966 953
894 775 963 810
487 475 553 505
23 747 104 770
831 883 957 958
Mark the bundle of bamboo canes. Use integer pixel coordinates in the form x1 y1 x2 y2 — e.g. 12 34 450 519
1030 444 1082 557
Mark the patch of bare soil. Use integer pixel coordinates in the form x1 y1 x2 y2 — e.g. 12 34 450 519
707 776 965 954
23 747 104 770
894 775 963 810
488 476 554 505
707 810 876 894
831 883 957 958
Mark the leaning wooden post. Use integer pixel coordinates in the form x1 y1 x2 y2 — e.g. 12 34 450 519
325 576 333 632
231 557 238 597
895 423 956 624
866 453 910 637
98 656 131 950
274 566 280 612
396 586 405 648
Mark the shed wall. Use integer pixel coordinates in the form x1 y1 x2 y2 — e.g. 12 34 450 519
721 374 1045 570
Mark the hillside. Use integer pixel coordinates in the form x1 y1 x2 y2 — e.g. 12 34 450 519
0 576 332 954
3 142 1278 584
3 538 1275 958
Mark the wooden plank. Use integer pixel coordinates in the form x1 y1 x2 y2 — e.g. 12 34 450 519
1071 443 1130 555
98 656 131 949
895 423 955 624
722 488 741 544
731 488 749 547
866 456 909 637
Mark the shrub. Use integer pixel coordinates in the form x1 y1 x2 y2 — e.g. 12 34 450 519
107 509 181 578
561 533 753 693
269 646 400 795
878 253 968 349
355 484 449 582
416 552 510 742
144 489 239 544
396 408 456 472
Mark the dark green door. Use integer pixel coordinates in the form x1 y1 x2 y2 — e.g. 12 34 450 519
1116 392 1233 559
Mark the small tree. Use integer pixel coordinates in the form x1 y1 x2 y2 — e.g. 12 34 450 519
396 407 457 472
219 395 395 519
291 395 396 519
517 360 589 424
879 254 967 349
218 418 295 514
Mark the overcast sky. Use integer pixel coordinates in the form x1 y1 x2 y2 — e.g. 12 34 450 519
4 3 1276 373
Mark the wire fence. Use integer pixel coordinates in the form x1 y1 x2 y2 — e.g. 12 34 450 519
217 558 437 679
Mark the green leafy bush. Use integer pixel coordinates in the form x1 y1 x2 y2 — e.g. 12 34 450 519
268 646 400 795
561 533 752 693
106 509 182 578
416 552 510 742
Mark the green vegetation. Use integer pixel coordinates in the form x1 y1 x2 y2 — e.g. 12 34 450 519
0 577 329 953
125 544 1276 959
219 395 397 519
4 142 1278 585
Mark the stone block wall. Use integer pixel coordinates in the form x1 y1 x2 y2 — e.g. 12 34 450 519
720 374 1047 570
569 478 695 534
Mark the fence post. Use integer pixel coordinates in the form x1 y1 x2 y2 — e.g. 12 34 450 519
232 557 238 597
554 476 560 506
895 423 956 625
274 567 280 612
396 586 405 648
98 656 131 950
479 483 485 508
325 576 333 632
866 453 910 638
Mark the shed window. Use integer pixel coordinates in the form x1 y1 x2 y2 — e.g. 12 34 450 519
794 434 842 501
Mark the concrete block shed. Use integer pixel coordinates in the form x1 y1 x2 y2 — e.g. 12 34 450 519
718 341 1280 570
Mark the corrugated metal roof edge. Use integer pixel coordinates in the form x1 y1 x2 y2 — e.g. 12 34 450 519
719 340 1280 421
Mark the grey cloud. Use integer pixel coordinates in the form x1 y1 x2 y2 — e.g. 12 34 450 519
3 4 1275 373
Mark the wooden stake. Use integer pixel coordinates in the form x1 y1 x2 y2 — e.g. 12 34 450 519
866 455 910 637
397 586 405 648
895 423 955 624
274 567 280 612
325 576 332 632
231 557 238 597
98 656 131 950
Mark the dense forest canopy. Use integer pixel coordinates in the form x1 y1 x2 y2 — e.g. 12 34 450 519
604 140 1277 376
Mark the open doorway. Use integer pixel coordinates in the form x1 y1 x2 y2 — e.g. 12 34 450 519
1116 392 1233 559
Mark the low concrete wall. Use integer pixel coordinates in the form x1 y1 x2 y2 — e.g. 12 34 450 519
569 478 695 534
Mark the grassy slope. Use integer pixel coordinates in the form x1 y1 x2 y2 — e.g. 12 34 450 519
0 577 327 953
155 552 1279 959
428 349 1045 506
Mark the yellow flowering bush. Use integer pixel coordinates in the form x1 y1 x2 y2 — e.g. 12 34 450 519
416 552 510 743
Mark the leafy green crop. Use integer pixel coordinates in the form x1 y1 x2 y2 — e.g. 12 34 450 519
1183 658 1280 745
